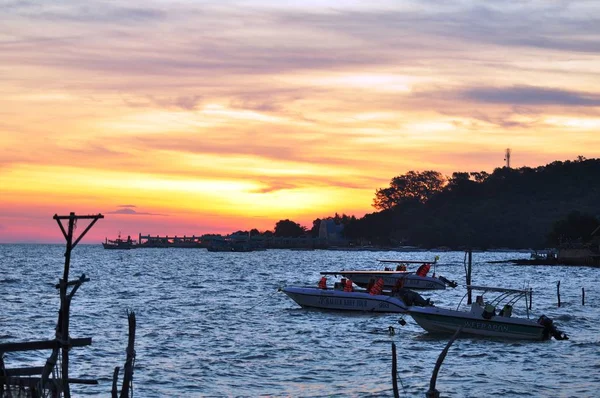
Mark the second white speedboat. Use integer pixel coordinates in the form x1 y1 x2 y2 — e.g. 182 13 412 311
407 285 569 340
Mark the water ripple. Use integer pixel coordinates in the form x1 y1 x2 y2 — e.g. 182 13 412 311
1 246 598 396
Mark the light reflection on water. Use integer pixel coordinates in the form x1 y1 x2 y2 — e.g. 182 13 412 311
1 245 599 397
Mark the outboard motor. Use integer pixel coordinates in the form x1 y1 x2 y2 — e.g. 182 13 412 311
438 275 458 288
395 288 433 307
538 315 569 340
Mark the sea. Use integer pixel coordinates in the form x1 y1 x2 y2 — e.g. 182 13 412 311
1 245 599 397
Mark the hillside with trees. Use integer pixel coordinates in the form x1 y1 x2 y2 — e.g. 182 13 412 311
342 157 600 249
235 157 599 250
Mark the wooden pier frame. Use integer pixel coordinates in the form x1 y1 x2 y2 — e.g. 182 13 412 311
1 212 103 398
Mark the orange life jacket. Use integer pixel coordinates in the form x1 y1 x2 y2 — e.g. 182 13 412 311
369 278 385 295
416 263 431 277
366 278 376 293
318 277 327 289
344 279 353 292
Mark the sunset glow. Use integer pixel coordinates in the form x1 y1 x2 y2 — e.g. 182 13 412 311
1 0 600 242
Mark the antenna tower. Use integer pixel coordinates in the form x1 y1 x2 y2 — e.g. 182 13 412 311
504 148 511 168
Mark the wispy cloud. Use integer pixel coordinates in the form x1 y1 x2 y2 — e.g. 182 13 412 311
459 86 600 106
2 0 600 243
106 206 167 216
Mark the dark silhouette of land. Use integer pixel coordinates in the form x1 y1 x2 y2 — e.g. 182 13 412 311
119 157 599 252
274 156 600 250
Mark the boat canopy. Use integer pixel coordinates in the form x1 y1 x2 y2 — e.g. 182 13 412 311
467 285 531 294
320 270 412 275
378 258 437 264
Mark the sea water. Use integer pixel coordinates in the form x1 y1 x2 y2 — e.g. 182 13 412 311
1 245 599 397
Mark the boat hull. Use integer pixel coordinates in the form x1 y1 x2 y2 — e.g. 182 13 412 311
338 272 447 290
407 306 545 340
282 286 408 313
102 243 133 250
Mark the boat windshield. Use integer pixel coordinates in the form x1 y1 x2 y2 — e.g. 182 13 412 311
457 285 532 317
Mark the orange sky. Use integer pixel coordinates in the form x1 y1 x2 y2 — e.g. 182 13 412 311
1 1 600 243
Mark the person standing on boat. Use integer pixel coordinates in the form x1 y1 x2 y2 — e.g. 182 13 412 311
369 278 385 295
343 278 353 292
318 276 327 289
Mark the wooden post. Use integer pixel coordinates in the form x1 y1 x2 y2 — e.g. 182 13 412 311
427 327 462 398
557 281 561 308
120 311 136 398
112 367 120 398
466 250 473 305
582 287 585 306
529 289 532 310
0 355 7 397
47 213 103 397
391 343 399 398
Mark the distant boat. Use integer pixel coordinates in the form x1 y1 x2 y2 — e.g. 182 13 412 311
102 234 136 250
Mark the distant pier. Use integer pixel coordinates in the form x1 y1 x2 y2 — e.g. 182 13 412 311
131 233 330 249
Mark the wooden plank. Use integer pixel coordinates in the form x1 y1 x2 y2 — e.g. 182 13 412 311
54 278 90 289
0 376 98 387
0 337 92 353
4 366 45 376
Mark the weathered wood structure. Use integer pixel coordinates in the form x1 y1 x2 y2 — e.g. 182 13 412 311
1 212 137 398
1 213 102 397
112 311 136 398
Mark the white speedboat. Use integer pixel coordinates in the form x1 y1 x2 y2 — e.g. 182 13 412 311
282 282 434 313
282 286 408 313
407 285 568 341
321 259 457 291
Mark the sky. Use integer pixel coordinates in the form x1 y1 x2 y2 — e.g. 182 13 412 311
1 0 600 243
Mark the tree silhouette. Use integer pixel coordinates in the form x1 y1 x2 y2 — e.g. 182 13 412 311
373 170 446 210
274 219 306 237
546 211 600 247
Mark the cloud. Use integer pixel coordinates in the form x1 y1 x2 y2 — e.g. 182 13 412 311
106 207 167 216
460 86 600 106
412 85 600 109
5 2 167 24
122 95 204 111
